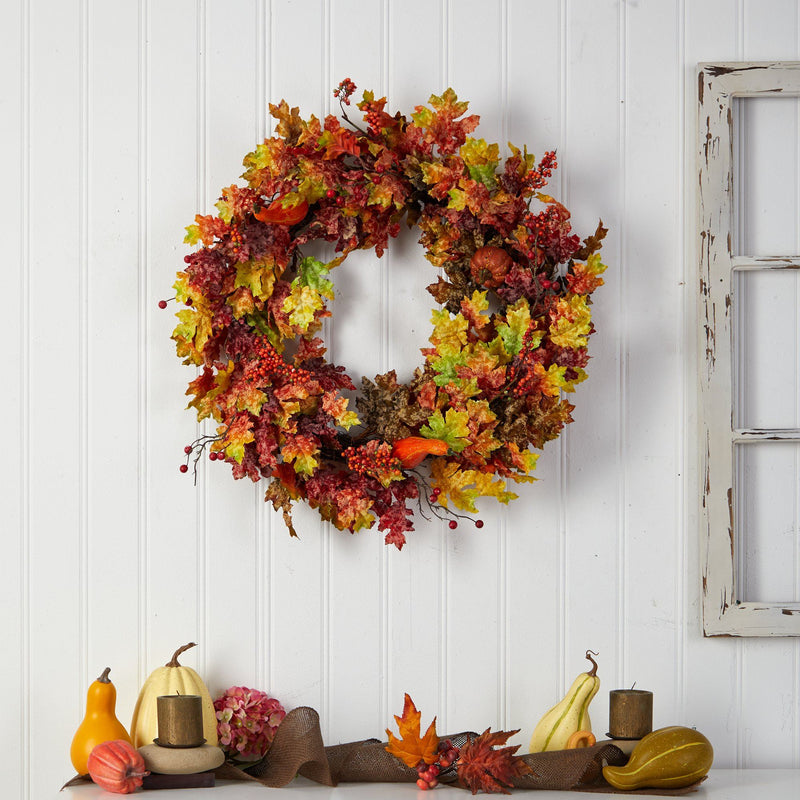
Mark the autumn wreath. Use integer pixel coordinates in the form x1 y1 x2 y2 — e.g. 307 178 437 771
169 79 606 549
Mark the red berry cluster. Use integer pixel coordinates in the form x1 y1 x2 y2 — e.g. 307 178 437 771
363 107 384 135
333 77 357 105
229 224 244 256
342 442 401 477
246 338 308 386
524 150 557 191
415 740 460 791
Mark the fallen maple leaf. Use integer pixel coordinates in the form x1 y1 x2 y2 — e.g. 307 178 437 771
457 728 533 795
385 694 439 769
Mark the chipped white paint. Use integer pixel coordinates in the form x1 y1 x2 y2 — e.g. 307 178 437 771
698 62 800 636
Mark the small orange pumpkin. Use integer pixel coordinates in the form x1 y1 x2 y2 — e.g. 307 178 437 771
254 196 309 226
469 246 512 288
391 436 449 469
87 739 149 794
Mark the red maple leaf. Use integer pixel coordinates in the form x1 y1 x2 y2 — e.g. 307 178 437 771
457 729 533 795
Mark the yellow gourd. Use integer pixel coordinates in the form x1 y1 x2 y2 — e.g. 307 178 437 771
130 642 218 748
602 726 713 790
70 667 132 775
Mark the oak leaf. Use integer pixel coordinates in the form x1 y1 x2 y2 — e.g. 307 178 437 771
385 694 439 769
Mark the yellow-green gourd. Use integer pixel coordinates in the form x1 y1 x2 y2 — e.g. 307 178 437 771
130 642 218 748
602 726 713 790
529 651 600 752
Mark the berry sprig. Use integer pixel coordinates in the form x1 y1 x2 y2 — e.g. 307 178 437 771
524 150 557 192
415 740 461 790
342 442 402 480
417 484 484 530
245 338 310 386
180 432 226 480
333 77 357 105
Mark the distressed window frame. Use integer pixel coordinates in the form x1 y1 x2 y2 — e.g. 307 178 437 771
699 62 800 636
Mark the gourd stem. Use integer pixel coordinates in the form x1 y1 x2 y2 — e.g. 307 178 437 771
96 667 112 683
166 642 197 667
584 650 599 677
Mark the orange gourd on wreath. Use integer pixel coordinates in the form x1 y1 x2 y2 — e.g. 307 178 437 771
167 78 607 549
70 668 132 776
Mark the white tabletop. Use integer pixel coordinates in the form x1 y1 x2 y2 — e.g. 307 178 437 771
57 769 800 798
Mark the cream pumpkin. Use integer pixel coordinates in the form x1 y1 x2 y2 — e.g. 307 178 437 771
130 642 218 748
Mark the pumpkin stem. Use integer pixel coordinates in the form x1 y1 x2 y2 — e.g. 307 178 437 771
585 650 599 677
96 667 112 683
166 642 197 667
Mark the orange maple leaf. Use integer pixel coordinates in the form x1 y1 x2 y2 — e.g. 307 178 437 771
385 694 439 769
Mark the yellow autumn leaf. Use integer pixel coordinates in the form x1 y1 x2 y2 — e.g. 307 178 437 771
549 294 592 349
429 308 468 356
283 284 325 332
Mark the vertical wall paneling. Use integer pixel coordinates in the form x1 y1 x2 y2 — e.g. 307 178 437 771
683 0 740 768
146 0 202 678
622 0 684 724
254 0 270 701
27 0 84 789
446 0 504 736
736 1 799 768
203 0 261 694
85 0 142 730
267 0 327 730
326 0 387 743
504 0 565 747
2 0 25 796
137 0 150 709
14 2 800 790
385 0 447 732
562 0 622 738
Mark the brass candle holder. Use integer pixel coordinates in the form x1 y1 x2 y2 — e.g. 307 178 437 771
608 689 653 740
154 695 206 748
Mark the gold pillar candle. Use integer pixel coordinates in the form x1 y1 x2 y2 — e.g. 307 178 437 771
155 695 206 748
608 689 653 740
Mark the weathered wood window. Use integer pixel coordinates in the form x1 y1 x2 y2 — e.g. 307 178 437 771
699 62 800 636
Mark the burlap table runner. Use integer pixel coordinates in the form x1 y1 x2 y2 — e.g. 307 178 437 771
63 706 705 794
213 707 705 795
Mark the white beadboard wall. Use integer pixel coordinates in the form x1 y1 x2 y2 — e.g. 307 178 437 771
3 1 800 797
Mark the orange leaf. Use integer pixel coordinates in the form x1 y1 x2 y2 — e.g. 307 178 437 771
385 694 439 769
254 197 309 226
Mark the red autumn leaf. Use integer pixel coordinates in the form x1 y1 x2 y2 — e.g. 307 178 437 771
320 126 363 160
457 728 533 795
255 197 309 226
385 694 439 769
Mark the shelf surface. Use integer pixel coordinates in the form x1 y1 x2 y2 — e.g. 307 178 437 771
57 769 800 799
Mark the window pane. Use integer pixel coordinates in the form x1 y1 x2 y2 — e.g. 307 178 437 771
734 269 800 429
733 96 800 257
735 441 800 603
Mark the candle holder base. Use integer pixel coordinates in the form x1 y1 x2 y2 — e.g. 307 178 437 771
153 738 206 749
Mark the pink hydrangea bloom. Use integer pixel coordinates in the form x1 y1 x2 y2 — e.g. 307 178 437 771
213 686 286 761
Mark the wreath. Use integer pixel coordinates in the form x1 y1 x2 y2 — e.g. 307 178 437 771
168 79 607 549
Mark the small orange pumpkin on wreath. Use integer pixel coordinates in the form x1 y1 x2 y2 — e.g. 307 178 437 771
167 79 607 549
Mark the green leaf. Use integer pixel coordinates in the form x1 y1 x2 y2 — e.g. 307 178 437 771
293 256 335 300
496 299 531 356
467 163 497 191
420 408 470 453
